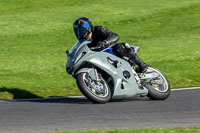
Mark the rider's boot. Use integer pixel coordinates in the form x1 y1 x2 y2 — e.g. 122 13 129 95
123 43 148 73
129 52 148 73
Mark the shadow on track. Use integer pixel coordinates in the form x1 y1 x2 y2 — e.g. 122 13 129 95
0 87 150 104
0 87 41 99
15 96 92 104
11 96 150 104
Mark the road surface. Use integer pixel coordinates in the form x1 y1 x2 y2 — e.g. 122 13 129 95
0 87 200 133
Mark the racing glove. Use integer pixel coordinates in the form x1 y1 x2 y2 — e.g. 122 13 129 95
98 41 109 49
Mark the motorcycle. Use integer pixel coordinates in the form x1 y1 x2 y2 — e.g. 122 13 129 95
66 39 170 103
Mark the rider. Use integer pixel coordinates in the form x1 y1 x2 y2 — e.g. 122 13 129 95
73 17 148 73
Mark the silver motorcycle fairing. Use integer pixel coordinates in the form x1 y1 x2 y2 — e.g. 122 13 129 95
66 41 148 98
75 68 98 81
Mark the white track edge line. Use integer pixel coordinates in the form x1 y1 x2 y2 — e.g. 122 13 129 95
171 87 200 91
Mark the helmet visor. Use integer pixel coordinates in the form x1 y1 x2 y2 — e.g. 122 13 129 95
74 23 90 39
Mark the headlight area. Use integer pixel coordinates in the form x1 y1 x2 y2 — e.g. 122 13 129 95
74 51 87 63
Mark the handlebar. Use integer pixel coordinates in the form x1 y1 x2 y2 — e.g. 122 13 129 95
90 42 118 51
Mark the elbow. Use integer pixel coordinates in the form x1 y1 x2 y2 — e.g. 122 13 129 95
114 33 120 43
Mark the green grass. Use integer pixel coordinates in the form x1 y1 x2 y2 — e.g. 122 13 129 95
0 0 200 99
45 127 200 133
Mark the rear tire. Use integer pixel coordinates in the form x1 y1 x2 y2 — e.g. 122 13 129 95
76 73 111 103
142 66 171 100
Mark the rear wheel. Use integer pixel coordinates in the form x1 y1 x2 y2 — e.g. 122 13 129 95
141 66 171 100
76 72 111 103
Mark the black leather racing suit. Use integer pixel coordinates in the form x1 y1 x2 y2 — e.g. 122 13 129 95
89 26 147 72
89 26 119 47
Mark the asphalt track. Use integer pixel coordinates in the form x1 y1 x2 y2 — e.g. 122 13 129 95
0 87 200 133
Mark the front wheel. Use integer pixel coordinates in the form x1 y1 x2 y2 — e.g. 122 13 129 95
141 66 171 100
76 73 111 103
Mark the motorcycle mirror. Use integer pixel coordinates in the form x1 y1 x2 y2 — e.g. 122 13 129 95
66 50 71 56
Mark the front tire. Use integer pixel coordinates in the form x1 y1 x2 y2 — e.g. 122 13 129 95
76 73 111 103
142 66 171 100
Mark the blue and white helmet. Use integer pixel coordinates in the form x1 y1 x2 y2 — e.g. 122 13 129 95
73 17 93 40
